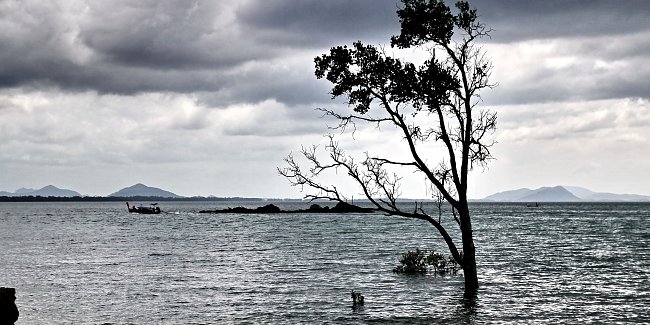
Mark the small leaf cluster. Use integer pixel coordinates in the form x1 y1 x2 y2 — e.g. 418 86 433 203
390 0 477 48
393 248 460 275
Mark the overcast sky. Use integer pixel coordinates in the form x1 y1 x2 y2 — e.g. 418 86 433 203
1 0 649 198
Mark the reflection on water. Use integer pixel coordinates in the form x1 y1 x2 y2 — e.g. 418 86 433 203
1 201 648 324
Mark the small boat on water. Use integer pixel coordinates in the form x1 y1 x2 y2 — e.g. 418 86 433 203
126 202 161 214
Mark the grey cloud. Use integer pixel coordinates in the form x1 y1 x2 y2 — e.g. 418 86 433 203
496 98 650 146
475 0 650 43
0 59 223 94
235 0 650 47
573 33 650 62
489 71 650 106
236 0 399 47
0 0 320 104
2 0 649 109
78 0 270 69
222 117 323 137
488 38 650 106
198 68 332 108
0 1 341 111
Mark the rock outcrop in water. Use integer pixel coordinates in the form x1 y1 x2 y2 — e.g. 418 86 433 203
199 202 375 214
202 204 282 214
0 287 19 325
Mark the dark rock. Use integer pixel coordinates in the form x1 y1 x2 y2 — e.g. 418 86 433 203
199 202 374 214
200 204 282 214
351 290 364 306
226 207 254 213
0 287 19 325
332 201 374 213
254 204 282 213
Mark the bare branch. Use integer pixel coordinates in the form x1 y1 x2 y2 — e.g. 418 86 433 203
317 107 392 134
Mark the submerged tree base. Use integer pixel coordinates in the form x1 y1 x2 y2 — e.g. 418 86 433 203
351 290 365 306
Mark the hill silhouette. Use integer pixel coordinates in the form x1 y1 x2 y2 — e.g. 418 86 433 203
109 183 181 198
483 185 650 202
0 185 81 197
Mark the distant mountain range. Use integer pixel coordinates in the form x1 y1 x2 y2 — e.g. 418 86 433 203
0 183 181 198
483 186 650 202
108 183 181 198
2 183 649 202
0 185 81 197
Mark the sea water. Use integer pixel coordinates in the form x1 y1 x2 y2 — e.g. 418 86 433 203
1 201 648 324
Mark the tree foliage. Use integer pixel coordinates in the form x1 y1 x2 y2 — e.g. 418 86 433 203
279 0 495 292
393 248 460 275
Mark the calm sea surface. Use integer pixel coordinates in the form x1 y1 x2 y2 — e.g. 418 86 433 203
1 201 648 324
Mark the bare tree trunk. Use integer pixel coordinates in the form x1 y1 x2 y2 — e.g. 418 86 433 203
459 205 479 291
462 241 478 291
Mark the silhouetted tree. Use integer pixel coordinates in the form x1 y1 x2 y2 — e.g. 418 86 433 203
279 0 495 292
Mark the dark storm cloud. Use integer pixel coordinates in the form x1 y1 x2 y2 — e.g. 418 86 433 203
0 58 225 94
78 0 270 69
236 0 399 46
471 0 650 105
1 0 649 106
474 0 650 42
0 0 300 99
0 0 400 106
488 49 650 105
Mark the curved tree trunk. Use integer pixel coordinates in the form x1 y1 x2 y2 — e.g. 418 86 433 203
459 206 479 291
462 239 478 291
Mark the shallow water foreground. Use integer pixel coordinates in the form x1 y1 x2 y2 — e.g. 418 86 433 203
1 202 648 324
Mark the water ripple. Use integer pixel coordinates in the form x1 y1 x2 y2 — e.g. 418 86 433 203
1 202 648 324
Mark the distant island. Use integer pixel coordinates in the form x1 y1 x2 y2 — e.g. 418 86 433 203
481 185 650 202
0 185 81 198
0 196 267 203
109 183 181 198
0 183 266 202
